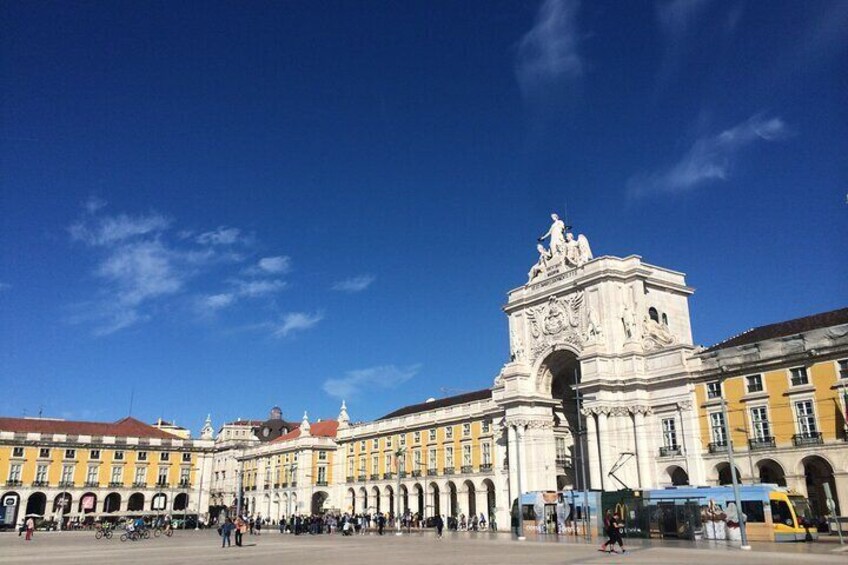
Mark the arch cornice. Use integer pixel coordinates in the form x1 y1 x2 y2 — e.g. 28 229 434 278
532 342 582 395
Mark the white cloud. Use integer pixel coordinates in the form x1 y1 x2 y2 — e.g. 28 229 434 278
202 293 236 310
235 279 287 298
69 212 170 246
515 0 583 97
331 275 375 293
273 311 324 338
84 195 107 214
322 364 422 400
627 114 788 198
258 256 291 274
196 226 243 246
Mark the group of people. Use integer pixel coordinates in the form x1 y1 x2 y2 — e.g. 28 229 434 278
217 515 257 547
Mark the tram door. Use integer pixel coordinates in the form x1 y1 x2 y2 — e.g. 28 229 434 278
659 502 678 537
544 504 557 533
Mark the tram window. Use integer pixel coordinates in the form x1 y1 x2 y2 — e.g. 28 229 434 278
522 505 536 521
770 500 794 527
741 500 765 523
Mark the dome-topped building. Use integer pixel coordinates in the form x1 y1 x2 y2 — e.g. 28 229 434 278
252 406 294 442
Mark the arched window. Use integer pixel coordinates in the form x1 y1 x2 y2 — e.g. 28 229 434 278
648 307 659 323
661 313 668 326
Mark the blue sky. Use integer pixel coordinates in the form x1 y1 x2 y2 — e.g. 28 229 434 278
1 1 846 432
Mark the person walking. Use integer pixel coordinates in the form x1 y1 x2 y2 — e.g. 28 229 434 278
24 517 35 541
599 510 625 554
435 514 444 539
220 518 234 548
234 517 245 547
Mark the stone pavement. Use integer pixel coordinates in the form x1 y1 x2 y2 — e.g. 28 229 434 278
1 530 846 564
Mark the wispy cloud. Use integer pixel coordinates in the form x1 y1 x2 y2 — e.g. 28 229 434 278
515 0 583 97
202 293 236 311
195 226 245 246
322 364 422 400
69 212 170 246
257 256 291 274
331 275 375 293
627 114 788 198
234 279 287 297
274 311 324 338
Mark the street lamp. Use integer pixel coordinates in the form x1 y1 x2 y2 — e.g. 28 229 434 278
719 378 751 551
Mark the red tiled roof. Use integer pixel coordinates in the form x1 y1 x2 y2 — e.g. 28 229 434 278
702 307 848 353
271 420 339 443
0 416 182 440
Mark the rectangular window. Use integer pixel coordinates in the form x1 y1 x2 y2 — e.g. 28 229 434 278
839 359 848 380
86 465 99 484
413 449 422 469
318 451 327 461
790 367 809 387
182 452 191 463
750 407 771 439
110 466 123 484
317 466 327 484
482 443 492 465
428 448 437 468
61 465 74 483
347 459 354 477
64 449 76 459
709 412 726 445
348 443 354 454
662 418 678 448
746 374 763 393
35 464 48 482
179 468 190 485
482 420 491 434
39 448 50 459
160 452 170 462
360 441 366 451
89 449 100 460
386 436 393 448
795 400 817 435
462 444 472 466
157 467 168 485
706 381 721 399
8 464 22 482
371 455 378 473
445 446 454 468
358 456 365 474
134 466 147 484
138 451 148 461
372 439 379 450
386 453 393 471
462 423 471 437
114 451 124 461
413 431 421 443
399 434 406 446
12 447 24 457
428 429 436 441
741 500 765 523
445 426 454 440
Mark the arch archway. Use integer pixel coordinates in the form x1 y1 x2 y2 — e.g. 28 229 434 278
25 492 46 516
1 492 20 527
358 487 368 513
371 486 381 513
715 463 742 486
665 465 689 486
151 493 167 512
428 482 440 517
103 493 121 513
446 481 458 517
385 485 394 517
346 488 355 514
173 493 188 512
756 459 787 486
53 492 72 514
311 491 329 515
128 493 145 511
481 479 496 522
801 455 839 516
400 485 409 514
540 349 587 490
414 483 424 517
79 492 97 514
463 480 476 516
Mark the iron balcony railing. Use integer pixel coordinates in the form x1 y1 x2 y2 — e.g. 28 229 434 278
6 479 22 487
707 442 728 453
461 465 473 474
659 446 682 457
792 432 822 447
357 475 366 482
32 480 49 487
370 474 380 481
480 463 493 472
748 436 776 450
383 472 394 480
443 467 455 475
427 468 438 476
411 470 422 478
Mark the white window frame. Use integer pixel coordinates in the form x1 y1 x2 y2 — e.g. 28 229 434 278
789 366 809 387
837 359 848 380
462 444 472 466
661 417 678 449
706 381 722 399
445 446 454 468
9 463 22 482
86 465 99 484
482 442 492 465
749 405 771 440
428 429 436 441
709 411 727 445
745 374 764 394
35 464 48 482
793 398 818 435
134 466 147 484
445 426 454 440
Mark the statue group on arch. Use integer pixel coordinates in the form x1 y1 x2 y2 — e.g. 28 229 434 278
529 213 593 283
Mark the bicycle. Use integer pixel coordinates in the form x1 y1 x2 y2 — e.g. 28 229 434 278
94 524 113 540
153 526 173 538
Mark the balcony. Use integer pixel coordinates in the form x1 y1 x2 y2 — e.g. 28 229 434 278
748 436 776 450
357 475 366 482
427 468 438 476
659 446 682 457
443 467 455 475
281 481 289 488
179 481 191 488
480 463 493 472
132 481 145 488
793 432 823 447
556 456 573 468
411 470 422 478
290 482 297 487
398 471 407 479
707 442 728 454
370 474 380 481
5 480 22 487
461 465 473 474
273 483 280 489
108 481 123 488
85 481 100 488
156 481 169 488
316 481 328 487
346 477 354 483
383 472 394 480
58 480 75 488
32 480 49 487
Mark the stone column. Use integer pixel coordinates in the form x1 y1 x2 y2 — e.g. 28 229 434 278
633 410 652 489
585 412 601 489
516 425 528 497
596 411 609 490
507 425 518 509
